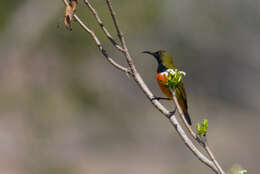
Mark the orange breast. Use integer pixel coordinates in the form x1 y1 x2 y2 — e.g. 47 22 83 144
156 73 173 99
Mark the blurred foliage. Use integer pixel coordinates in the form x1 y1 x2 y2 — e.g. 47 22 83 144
0 1 22 32
227 165 247 174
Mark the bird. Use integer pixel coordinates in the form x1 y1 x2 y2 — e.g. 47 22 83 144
143 50 192 125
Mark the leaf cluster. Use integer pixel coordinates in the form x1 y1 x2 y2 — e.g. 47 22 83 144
196 119 208 136
164 69 186 90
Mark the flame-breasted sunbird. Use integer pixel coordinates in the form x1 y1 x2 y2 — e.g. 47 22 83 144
143 50 192 125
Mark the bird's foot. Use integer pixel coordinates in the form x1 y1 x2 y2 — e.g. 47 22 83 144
168 107 177 118
151 96 170 101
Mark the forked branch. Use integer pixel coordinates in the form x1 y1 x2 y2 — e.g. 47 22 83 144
62 0 225 173
171 90 225 174
63 0 130 74
84 0 124 52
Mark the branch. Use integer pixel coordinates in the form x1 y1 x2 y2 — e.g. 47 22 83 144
105 0 124 46
63 0 130 74
168 114 218 173
171 90 200 140
205 143 226 174
171 90 225 174
104 1 221 173
62 1 225 173
105 0 135 73
84 0 125 52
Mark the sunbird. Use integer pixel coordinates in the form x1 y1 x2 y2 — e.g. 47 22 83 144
143 50 192 125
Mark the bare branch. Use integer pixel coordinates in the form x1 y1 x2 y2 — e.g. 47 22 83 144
62 1 225 173
84 0 125 52
63 0 131 74
103 1 220 173
169 115 219 173
205 143 226 174
105 0 135 74
128 73 219 173
171 90 225 174
125 73 219 173
105 0 124 46
105 0 141 76
73 14 130 73
171 90 199 139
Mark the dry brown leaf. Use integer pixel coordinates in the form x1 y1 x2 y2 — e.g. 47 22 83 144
64 0 78 31
64 5 73 30
71 0 78 12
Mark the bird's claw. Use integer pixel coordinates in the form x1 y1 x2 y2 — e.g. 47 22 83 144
168 107 177 118
151 96 170 101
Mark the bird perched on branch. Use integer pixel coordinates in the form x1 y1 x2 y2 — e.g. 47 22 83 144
143 50 192 125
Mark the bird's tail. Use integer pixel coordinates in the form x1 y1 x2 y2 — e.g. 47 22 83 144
184 112 192 125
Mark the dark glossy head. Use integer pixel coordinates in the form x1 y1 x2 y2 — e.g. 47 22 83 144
143 50 175 69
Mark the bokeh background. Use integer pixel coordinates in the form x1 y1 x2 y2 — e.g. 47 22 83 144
0 0 259 173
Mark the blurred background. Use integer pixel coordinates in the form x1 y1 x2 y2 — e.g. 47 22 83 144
0 0 259 173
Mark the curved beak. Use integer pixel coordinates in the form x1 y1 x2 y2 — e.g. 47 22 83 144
142 51 155 56
142 50 160 64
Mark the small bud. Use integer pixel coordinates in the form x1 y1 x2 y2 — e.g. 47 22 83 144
197 119 208 136
179 71 186 76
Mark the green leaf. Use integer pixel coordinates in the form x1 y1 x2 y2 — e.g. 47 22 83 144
196 123 202 135
197 119 208 136
241 170 248 174
202 119 208 128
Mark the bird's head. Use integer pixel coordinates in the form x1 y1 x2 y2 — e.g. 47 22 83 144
143 50 174 67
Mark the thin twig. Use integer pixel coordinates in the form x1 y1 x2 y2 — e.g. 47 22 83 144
105 0 135 72
74 14 130 74
169 115 219 174
84 0 125 52
63 0 131 74
205 142 226 174
105 0 124 46
171 90 225 174
171 90 200 140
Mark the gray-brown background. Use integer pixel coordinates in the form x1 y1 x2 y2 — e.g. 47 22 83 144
0 0 259 173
